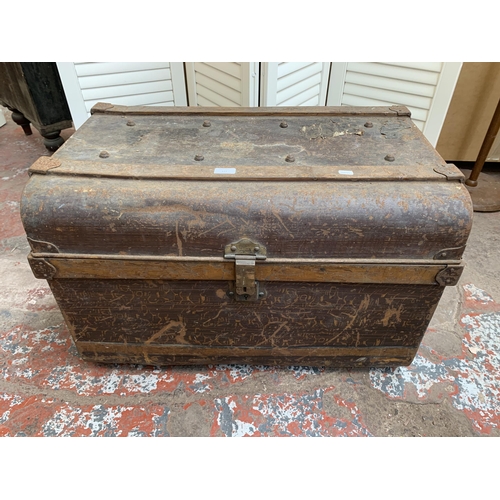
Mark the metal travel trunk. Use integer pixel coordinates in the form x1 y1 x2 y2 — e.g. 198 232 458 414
21 103 473 367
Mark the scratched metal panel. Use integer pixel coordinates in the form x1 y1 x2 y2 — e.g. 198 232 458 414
21 175 472 260
21 107 473 259
50 279 443 349
52 112 446 168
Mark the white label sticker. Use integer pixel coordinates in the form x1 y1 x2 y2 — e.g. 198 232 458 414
338 170 354 175
214 168 236 174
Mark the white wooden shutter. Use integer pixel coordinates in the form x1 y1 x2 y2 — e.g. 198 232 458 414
260 62 330 106
185 62 259 107
327 62 462 146
56 62 187 129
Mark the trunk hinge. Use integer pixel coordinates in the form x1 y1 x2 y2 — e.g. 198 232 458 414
224 238 266 301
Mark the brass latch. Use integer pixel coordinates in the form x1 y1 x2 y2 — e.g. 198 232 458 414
224 238 266 301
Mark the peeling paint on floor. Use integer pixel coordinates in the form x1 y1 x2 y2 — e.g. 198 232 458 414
369 283 500 434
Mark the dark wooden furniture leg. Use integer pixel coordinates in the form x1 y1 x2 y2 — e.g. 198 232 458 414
1 63 73 152
9 107 32 136
41 131 65 151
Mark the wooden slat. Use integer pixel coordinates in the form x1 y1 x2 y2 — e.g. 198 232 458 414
345 71 436 98
196 83 241 107
299 95 320 106
277 62 322 92
197 95 219 107
194 63 242 91
81 80 173 101
343 82 432 110
383 62 443 72
347 62 441 85
341 94 429 122
194 73 242 104
75 62 169 77
142 101 175 107
279 84 321 106
277 62 317 79
31 255 454 285
276 72 322 104
78 68 172 90
84 91 174 112
78 341 416 362
199 62 241 79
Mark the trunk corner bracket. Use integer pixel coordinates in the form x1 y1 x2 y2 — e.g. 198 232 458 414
434 246 465 260
224 239 266 302
433 163 465 182
435 265 464 286
27 237 60 253
28 256 56 280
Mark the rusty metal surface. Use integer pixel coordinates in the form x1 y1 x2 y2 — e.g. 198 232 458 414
19 105 474 367
433 163 465 181
32 162 462 182
27 156 62 174
51 111 449 173
26 237 60 253
49 279 442 350
435 265 465 286
21 175 472 260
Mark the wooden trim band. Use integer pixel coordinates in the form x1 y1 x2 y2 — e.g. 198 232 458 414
90 103 411 117
34 161 451 182
77 341 417 367
77 341 416 359
28 253 463 285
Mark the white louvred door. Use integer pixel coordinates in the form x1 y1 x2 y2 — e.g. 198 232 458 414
327 62 462 146
184 62 259 106
260 62 330 106
56 62 187 129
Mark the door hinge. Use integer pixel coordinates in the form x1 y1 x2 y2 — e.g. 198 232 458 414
224 238 266 301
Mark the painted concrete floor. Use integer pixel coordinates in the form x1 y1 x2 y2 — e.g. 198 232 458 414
1 106 499 437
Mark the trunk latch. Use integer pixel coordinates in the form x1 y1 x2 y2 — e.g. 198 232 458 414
224 239 266 301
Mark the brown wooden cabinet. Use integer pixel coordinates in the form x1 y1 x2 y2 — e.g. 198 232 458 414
0 62 73 151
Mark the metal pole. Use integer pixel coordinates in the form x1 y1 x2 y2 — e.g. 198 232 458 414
465 97 500 187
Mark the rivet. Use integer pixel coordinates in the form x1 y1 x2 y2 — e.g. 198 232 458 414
99 151 109 158
126 120 135 127
385 154 395 162
280 122 288 128
194 155 204 161
231 245 237 251
285 155 295 163
254 246 260 252
228 291 234 296
442 252 447 257
364 122 373 128
259 291 265 297
203 120 211 127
